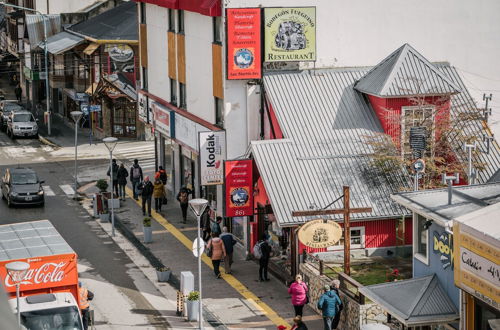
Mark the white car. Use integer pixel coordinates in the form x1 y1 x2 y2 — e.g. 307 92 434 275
6 110 38 138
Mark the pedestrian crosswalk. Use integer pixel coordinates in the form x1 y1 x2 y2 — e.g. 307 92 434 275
41 184 75 197
113 143 156 172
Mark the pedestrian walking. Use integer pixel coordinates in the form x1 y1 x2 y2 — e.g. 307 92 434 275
291 316 308 330
130 159 143 200
220 226 237 274
201 207 211 241
317 285 342 330
157 165 168 184
153 177 165 212
331 279 343 329
116 163 128 201
256 234 272 281
140 176 154 216
288 274 309 316
206 232 226 278
14 84 22 102
210 216 222 235
107 159 119 197
176 186 191 223
78 281 94 330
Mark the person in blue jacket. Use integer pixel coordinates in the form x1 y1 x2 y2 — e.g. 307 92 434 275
317 285 342 330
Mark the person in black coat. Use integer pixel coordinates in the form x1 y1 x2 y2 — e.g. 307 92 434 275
258 234 272 281
140 176 154 216
116 163 128 201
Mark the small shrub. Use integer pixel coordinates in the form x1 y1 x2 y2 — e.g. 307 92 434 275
143 217 152 227
156 266 170 272
96 179 108 192
187 291 200 301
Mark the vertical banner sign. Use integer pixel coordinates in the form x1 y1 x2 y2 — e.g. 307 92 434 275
152 102 173 137
138 92 148 123
264 7 316 62
227 8 262 79
199 131 226 185
225 159 253 217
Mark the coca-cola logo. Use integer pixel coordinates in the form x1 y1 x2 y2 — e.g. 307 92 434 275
4 262 66 287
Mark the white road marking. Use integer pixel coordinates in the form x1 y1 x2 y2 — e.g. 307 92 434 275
59 184 75 196
42 185 55 196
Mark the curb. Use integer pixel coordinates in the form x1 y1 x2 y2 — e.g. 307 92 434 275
38 134 60 148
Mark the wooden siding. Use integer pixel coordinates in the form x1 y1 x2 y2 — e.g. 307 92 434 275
139 24 148 68
212 43 223 99
168 32 176 80
176 33 186 84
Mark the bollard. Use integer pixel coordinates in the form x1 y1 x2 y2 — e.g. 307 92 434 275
180 271 194 318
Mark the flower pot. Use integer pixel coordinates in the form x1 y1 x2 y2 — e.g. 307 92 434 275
99 213 110 222
186 300 199 322
156 270 171 282
143 226 153 243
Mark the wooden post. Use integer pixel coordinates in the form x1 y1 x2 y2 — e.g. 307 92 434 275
343 186 351 275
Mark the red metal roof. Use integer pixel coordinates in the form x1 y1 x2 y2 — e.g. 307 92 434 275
135 0 221 16
134 0 178 9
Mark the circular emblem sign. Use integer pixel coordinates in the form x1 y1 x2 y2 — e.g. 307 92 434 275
298 219 342 248
230 187 249 207
234 48 254 69
108 44 134 62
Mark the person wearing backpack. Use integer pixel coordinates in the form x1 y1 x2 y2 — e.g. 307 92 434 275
210 216 222 236
130 159 143 200
176 186 191 223
141 176 154 216
255 234 272 281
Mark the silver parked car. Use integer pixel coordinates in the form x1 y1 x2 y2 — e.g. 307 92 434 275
0 101 24 131
6 110 38 138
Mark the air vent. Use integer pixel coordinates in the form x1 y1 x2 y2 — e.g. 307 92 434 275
26 294 56 304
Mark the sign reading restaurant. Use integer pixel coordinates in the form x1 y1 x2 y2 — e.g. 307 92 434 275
264 7 316 62
298 219 342 248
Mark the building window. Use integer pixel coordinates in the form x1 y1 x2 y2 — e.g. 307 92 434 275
215 97 224 127
401 105 435 159
54 55 64 76
177 10 184 34
179 82 186 109
168 9 176 32
213 16 222 44
142 67 148 89
24 0 34 9
140 2 146 24
327 227 365 250
414 214 429 264
170 78 177 106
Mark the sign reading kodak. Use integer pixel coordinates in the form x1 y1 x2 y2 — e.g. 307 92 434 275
264 7 316 62
298 219 342 248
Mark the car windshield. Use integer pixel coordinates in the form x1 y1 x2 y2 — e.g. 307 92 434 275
13 114 35 122
4 103 22 111
21 306 83 330
11 172 38 184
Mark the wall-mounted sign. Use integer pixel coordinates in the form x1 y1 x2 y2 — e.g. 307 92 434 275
106 44 134 62
152 102 174 137
199 131 226 185
80 103 89 115
433 231 454 269
264 7 316 62
298 219 342 248
138 92 148 123
227 8 261 80
225 159 253 217
175 115 206 152
89 105 101 113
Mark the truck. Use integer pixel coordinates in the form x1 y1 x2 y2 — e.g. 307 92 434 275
0 220 84 329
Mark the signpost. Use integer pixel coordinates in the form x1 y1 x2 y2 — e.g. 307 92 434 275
292 186 372 275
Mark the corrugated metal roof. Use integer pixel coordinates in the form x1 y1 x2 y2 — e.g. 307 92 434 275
25 14 61 47
42 31 84 55
391 182 500 226
0 220 74 261
354 44 461 97
359 275 459 326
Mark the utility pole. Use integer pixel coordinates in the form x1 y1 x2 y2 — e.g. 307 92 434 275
463 143 476 185
483 93 492 122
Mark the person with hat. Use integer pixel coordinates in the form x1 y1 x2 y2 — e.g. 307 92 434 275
317 284 341 330
78 281 94 330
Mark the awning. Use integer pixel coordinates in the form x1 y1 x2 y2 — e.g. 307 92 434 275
43 31 84 55
83 43 100 55
135 0 178 9
25 14 61 47
359 275 459 327
85 83 98 95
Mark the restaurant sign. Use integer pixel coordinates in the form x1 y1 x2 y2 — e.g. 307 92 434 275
199 131 226 185
263 7 316 62
298 219 342 248
225 159 253 217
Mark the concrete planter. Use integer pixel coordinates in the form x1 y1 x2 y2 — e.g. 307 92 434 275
143 226 152 243
156 270 171 282
186 300 199 322
99 213 110 222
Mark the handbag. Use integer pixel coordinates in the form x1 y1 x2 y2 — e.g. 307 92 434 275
162 197 168 205
301 283 309 304
206 246 213 258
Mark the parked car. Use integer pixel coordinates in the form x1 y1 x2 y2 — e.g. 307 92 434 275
6 110 38 138
0 101 24 131
1 168 45 207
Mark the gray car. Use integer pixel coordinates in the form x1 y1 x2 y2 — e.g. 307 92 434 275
1 168 45 207
6 110 38 138
0 101 24 131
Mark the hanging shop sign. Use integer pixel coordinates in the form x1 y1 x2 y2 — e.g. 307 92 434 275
199 131 226 185
225 159 253 217
89 105 101 112
227 8 262 80
175 115 206 152
298 219 343 248
80 103 89 115
433 231 454 270
106 44 134 62
263 7 316 62
138 92 148 123
152 102 174 137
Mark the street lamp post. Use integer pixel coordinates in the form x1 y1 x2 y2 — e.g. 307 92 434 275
5 261 30 329
188 198 209 330
70 111 83 199
103 137 118 237
0 2 51 135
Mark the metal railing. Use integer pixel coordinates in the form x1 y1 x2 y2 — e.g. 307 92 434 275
302 250 366 304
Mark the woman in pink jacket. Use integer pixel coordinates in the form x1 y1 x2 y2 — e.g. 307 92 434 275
207 232 226 278
288 274 308 316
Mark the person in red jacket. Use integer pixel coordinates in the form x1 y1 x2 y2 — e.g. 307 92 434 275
288 274 309 316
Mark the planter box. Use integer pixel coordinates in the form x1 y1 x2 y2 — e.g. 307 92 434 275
186 300 199 322
156 270 171 282
99 213 110 222
143 226 153 243
108 198 120 209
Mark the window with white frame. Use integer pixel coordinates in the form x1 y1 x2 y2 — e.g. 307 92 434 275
414 213 429 264
327 226 365 251
401 105 435 159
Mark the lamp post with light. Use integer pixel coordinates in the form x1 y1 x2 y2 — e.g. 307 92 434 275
188 198 209 330
103 137 118 237
70 111 83 199
5 261 30 329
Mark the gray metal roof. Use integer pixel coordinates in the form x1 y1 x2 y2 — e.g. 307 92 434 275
42 31 84 55
354 44 461 97
0 220 74 261
359 275 459 326
454 202 500 241
391 182 500 226
25 15 61 47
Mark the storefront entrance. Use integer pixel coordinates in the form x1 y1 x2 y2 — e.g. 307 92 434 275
112 99 136 138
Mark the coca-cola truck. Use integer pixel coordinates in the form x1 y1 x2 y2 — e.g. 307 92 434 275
0 220 83 329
